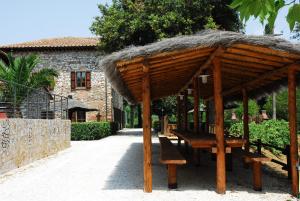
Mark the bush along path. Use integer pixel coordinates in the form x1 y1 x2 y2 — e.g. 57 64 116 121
229 120 290 154
71 121 118 140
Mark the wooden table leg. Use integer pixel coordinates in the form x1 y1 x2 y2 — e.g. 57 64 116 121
184 141 189 154
193 148 200 166
253 161 262 191
177 138 181 148
168 164 177 189
226 153 232 171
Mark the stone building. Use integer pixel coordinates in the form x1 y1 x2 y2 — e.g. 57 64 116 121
0 37 124 123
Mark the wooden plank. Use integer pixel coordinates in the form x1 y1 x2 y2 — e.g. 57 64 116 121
231 44 300 60
244 153 271 163
150 47 214 60
226 47 294 63
222 58 275 70
179 47 225 93
212 57 226 194
205 100 209 133
222 63 268 73
206 63 300 100
168 164 178 189
142 62 152 193
222 53 283 67
253 161 262 191
177 96 181 130
159 137 186 165
243 89 250 153
193 77 199 134
288 65 299 197
183 90 188 131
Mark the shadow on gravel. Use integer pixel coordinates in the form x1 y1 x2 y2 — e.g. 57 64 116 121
104 139 292 195
117 128 155 136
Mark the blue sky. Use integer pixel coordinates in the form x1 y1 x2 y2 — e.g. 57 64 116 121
0 0 296 45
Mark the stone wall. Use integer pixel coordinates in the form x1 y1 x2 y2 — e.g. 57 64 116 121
11 50 124 121
0 119 71 174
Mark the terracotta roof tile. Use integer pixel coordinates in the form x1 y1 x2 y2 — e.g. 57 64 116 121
0 37 99 50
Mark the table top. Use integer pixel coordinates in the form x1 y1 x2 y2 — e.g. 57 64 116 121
171 130 246 148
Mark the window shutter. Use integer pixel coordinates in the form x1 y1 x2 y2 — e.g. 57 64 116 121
86 71 91 89
71 72 76 90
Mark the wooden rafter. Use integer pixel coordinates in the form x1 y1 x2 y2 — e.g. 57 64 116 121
179 47 225 93
206 62 300 100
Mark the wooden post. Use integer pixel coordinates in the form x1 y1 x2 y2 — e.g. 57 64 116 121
130 105 135 128
288 66 299 197
242 89 250 153
168 164 177 189
183 90 188 131
253 161 262 191
212 57 226 194
177 96 181 130
205 100 209 133
142 64 152 193
193 77 199 134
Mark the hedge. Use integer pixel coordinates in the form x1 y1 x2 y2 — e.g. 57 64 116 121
229 120 290 154
71 121 118 141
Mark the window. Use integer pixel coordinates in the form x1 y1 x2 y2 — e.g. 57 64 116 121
71 71 91 90
76 72 86 88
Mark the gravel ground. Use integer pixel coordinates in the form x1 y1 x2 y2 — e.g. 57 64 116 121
0 128 297 201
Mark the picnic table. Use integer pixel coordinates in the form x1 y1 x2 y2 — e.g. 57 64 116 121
171 129 246 149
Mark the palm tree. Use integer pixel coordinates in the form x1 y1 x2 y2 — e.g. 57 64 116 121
0 53 58 117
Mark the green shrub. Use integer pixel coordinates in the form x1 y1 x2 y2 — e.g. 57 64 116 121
229 120 290 154
71 121 117 141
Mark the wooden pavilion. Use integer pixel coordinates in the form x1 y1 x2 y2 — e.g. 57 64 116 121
100 30 300 196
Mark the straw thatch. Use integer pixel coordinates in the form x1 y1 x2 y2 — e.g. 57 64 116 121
99 30 300 104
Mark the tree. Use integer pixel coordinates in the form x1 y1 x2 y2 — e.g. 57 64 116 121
235 99 260 119
91 0 242 53
264 89 300 130
0 53 58 117
230 0 300 33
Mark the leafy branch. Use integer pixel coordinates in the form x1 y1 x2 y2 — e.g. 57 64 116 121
230 0 300 31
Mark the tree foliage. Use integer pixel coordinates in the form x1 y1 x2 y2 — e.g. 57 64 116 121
235 99 260 119
0 53 58 108
91 0 242 53
230 0 300 31
264 89 300 129
229 120 290 154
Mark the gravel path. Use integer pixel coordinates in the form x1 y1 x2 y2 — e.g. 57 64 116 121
0 129 296 201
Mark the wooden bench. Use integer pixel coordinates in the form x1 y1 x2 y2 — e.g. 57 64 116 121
243 152 271 191
159 137 186 189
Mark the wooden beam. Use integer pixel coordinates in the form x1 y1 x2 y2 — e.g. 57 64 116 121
207 62 300 100
242 89 250 153
205 100 209 133
179 47 225 93
142 63 152 193
177 96 181 130
288 65 299 197
212 57 226 194
183 90 188 131
193 77 199 134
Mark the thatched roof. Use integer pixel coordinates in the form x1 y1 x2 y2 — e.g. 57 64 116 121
99 30 300 104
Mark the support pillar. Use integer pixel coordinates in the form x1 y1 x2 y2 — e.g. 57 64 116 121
193 77 199 134
212 57 226 194
183 90 188 131
288 66 298 197
142 64 152 193
205 100 209 133
177 96 181 130
242 89 250 153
